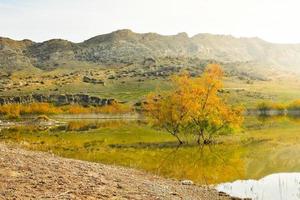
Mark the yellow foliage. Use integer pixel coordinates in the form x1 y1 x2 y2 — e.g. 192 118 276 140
144 64 244 144
257 101 286 112
63 104 90 114
0 104 21 119
67 121 92 131
0 103 63 118
287 100 300 110
271 103 286 111
0 102 132 118
20 103 62 115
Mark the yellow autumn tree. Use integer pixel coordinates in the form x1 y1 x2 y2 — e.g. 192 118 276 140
144 64 244 145
187 64 244 144
144 72 196 144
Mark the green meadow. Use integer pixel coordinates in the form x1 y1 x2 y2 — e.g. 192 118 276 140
6 68 300 106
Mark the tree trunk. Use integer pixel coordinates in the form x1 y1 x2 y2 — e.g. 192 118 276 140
197 134 201 144
197 129 204 145
174 134 183 145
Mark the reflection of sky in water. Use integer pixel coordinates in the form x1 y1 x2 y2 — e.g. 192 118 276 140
216 173 300 200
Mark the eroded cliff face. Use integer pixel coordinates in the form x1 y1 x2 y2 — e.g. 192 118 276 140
0 94 115 106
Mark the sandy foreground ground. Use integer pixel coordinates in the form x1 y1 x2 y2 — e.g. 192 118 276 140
0 143 238 200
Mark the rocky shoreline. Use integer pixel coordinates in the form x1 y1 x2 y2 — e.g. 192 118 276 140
0 143 237 200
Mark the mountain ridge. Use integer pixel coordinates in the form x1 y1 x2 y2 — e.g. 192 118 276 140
1 29 300 73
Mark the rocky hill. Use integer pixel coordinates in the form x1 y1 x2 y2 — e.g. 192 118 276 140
1 29 300 74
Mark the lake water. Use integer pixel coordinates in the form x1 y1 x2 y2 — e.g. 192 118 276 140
216 173 300 200
1 115 300 199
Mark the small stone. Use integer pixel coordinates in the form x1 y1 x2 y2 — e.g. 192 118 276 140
231 197 242 200
218 191 230 196
181 180 194 185
170 192 178 196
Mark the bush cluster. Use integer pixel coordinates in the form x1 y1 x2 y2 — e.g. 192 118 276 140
0 102 132 119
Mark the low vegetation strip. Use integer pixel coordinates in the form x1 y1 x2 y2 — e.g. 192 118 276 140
0 143 233 200
0 102 132 119
254 100 300 115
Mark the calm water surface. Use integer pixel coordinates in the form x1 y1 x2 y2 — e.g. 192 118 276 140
216 173 300 200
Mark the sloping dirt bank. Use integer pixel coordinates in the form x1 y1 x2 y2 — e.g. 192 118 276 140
0 143 235 200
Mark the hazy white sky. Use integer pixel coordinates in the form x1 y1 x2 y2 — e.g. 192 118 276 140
0 0 299 43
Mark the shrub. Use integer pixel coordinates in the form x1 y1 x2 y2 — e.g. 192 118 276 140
0 104 21 118
287 100 300 111
256 102 286 113
0 102 132 117
62 104 90 114
20 103 62 115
